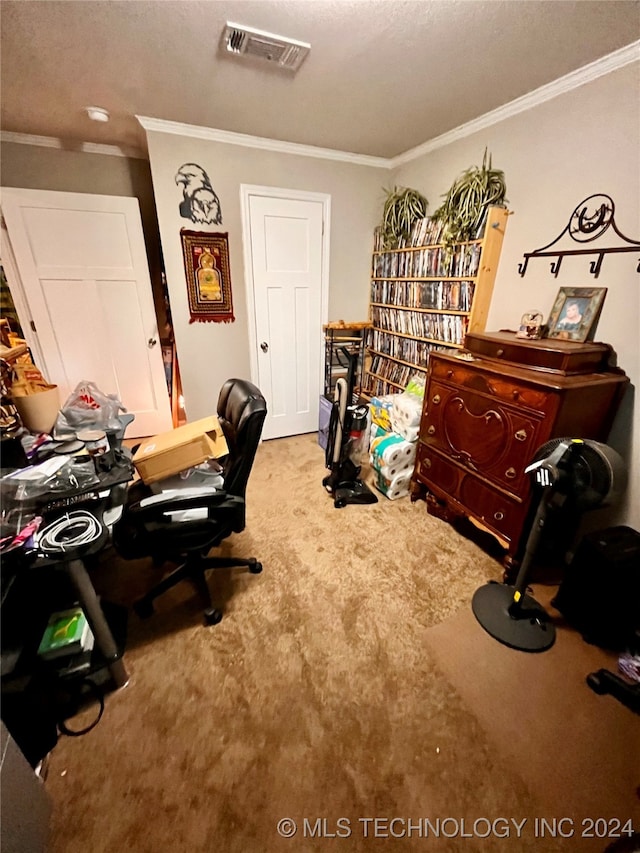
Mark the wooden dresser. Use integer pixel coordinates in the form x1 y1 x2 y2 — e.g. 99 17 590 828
411 331 629 571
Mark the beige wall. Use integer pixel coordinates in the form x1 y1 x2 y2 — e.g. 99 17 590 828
393 63 640 530
145 130 385 420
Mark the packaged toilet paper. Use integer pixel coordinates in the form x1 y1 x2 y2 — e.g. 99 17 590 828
370 431 417 470
369 394 397 431
391 392 423 442
374 468 412 500
369 422 392 445
371 456 414 480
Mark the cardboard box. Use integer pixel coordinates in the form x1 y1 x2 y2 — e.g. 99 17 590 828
133 416 229 484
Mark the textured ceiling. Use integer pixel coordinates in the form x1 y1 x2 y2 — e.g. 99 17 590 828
1 0 639 159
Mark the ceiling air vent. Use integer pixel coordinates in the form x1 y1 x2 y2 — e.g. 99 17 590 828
222 22 310 72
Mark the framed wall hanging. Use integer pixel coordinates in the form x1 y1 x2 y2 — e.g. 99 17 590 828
180 230 235 324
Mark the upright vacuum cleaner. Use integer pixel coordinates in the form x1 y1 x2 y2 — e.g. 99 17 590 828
322 347 378 509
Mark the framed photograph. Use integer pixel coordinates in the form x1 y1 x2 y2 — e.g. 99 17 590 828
546 287 607 343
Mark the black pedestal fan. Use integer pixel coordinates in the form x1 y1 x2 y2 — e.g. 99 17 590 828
472 438 627 653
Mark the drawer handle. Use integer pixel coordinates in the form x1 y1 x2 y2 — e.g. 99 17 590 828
494 511 504 521
505 467 517 479
427 425 436 436
446 370 453 379
422 458 432 470
432 394 441 405
515 429 528 441
512 390 520 400
496 348 505 357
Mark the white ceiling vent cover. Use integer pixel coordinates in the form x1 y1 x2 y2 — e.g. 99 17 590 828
222 22 310 72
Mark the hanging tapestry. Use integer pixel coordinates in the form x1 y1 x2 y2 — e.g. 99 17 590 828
180 230 235 324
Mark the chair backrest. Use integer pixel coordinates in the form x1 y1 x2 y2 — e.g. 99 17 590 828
216 378 267 498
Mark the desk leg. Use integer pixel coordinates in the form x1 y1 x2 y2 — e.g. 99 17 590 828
66 559 129 689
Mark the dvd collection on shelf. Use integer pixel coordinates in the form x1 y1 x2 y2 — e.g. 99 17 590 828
370 306 468 344
372 211 489 253
369 329 439 364
372 243 481 280
368 355 419 391
373 216 443 252
370 279 475 312
363 207 508 399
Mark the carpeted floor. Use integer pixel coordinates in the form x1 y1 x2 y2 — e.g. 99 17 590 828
44 434 639 852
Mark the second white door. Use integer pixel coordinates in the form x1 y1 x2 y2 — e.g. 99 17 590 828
1 188 172 437
243 188 329 440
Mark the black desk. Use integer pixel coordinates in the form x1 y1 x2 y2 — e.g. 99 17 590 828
1 454 135 692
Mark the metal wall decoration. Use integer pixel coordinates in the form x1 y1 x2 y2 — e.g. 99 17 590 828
175 163 223 225
518 194 640 279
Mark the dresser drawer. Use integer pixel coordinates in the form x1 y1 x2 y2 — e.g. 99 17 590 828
413 444 527 547
420 381 545 496
429 357 550 411
414 441 460 493
458 472 528 547
465 331 611 374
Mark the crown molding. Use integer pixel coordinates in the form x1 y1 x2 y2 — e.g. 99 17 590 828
136 116 390 169
3 40 637 169
0 131 146 160
391 40 640 167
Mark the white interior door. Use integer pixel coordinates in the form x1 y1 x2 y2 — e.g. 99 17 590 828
1 188 172 437
242 187 329 440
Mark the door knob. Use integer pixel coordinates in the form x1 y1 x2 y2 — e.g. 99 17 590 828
148 337 158 348
260 341 269 353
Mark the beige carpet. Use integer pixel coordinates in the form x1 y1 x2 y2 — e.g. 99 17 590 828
422 595 640 846
44 434 639 852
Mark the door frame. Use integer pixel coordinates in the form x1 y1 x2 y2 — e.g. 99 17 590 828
0 221 45 370
239 185 331 400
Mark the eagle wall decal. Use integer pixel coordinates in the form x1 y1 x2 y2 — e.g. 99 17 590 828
175 163 223 225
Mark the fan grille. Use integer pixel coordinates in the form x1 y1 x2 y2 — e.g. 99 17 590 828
532 438 622 509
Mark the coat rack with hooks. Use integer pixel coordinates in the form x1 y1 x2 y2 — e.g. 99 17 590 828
518 194 640 279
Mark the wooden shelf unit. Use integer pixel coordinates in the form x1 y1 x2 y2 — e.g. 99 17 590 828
323 321 372 401
362 205 509 398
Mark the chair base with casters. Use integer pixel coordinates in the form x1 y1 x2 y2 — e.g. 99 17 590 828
133 552 263 625
113 378 268 626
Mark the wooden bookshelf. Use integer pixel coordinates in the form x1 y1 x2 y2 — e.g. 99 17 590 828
362 206 510 399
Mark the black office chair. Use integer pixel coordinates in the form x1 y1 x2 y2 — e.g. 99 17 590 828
113 378 267 625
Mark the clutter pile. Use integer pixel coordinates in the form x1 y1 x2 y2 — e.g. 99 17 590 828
368 375 424 500
0 319 60 436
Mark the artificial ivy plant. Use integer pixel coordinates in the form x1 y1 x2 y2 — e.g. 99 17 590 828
380 186 428 249
433 149 507 245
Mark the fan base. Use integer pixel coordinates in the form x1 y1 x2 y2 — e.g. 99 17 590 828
472 583 556 652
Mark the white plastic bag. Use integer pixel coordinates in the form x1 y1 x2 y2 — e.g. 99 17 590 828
54 381 126 439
